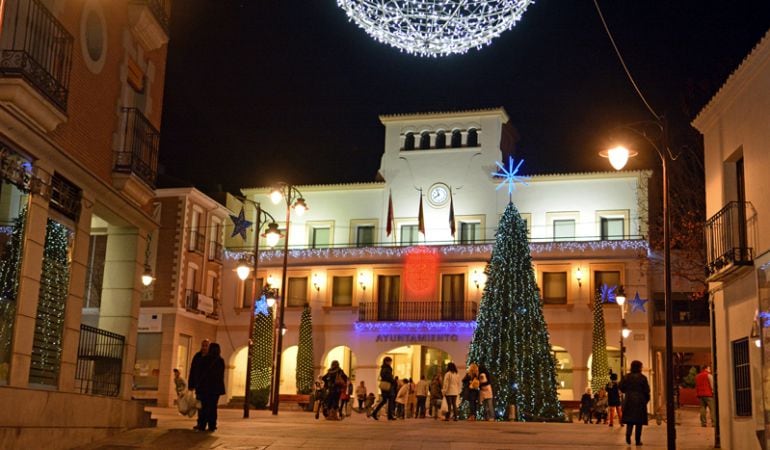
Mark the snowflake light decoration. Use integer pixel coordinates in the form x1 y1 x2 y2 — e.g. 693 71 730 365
492 155 529 195
599 284 617 304
336 0 534 57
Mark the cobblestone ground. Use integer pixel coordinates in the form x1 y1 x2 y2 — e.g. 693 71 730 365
77 405 716 450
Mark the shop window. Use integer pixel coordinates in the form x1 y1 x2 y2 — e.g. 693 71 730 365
133 333 162 390
732 338 751 417
287 277 308 307
542 272 567 304
332 276 353 306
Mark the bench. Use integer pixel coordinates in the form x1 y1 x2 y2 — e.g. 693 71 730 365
560 400 582 422
279 394 311 408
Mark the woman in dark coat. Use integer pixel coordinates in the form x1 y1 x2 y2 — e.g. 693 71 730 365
194 342 225 432
619 360 650 446
370 356 395 420
322 360 348 420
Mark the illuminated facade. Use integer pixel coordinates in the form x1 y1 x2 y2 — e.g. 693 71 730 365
216 109 666 404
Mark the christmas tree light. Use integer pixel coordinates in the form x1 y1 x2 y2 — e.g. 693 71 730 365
590 286 611 394
0 208 26 382
249 295 274 408
467 202 563 421
296 304 314 395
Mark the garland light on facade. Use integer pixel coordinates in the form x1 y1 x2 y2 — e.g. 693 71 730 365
336 0 533 57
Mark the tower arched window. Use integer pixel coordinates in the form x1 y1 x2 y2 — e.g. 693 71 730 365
467 128 478 147
404 132 415 151
420 131 431 150
451 129 462 148
435 130 446 149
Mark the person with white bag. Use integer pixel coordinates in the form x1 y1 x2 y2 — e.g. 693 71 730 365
441 362 461 421
174 368 198 418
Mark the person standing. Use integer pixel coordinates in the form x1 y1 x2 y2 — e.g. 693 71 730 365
173 368 187 397
322 360 348 420
187 339 210 396
395 378 408 419
620 360 650 446
479 370 494 421
371 356 396 420
695 365 715 427
429 373 443 419
355 380 367 412
194 342 225 432
442 362 461 421
415 375 429 418
606 373 622 427
463 363 480 421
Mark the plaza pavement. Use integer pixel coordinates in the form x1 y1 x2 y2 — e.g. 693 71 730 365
77 405 716 450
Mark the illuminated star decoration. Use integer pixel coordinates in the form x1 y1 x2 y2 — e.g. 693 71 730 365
758 311 770 328
254 296 270 316
229 207 253 240
599 284 617 304
492 156 529 196
629 292 649 314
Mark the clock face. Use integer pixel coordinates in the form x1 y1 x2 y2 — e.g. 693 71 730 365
428 184 449 207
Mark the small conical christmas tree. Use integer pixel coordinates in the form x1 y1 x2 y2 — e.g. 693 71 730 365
249 296 273 408
468 202 563 421
296 303 314 395
590 285 612 393
0 207 26 380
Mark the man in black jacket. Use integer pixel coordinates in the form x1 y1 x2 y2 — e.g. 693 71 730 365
370 356 395 420
188 339 210 393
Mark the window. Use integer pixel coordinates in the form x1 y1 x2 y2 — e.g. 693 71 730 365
133 333 162 390
84 234 107 308
542 272 567 304
594 270 620 291
311 227 330 249
441 274 465 320
189 209 202 251
459 222 480 244
652 292 709 325
553 219 575 241
601 217 624 240
451 129 462 148
377 275 400 320
287 277 308 307
332 276 353 306
551 347 574 390
356 225 375 247
420 131 431 149
732 338 751 417
435 130 446 149
467 128 478 147
400 224 419 245
241 277 263 309
404 132 415 151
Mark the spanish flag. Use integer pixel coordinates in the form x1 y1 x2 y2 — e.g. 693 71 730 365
386 191 394 237
418 191 425 235
449 188 455 237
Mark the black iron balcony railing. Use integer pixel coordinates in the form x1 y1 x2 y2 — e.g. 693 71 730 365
0 0 73 110
208 240 223 262
188 231 205 253
74 324 125 397
704 201 753 280
132 0 171 34
185 289 219 319
114 107 159 188
358 301 478 322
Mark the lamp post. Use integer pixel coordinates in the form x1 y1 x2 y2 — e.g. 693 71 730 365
269 182 307 415
600 118 676 449
235 198 281 418
616 288 628 377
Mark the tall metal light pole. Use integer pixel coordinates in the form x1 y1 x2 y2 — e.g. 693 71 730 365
234 198 280 418
269 183 307 415
600 118 676 449
616 289 628 377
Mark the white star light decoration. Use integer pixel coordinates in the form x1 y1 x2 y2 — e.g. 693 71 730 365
492 156 529 195
336 0 533 57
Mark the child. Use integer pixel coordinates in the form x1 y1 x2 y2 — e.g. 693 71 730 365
395 379 409 419
365 392 376 416
580 388 593 424
593 388 609 424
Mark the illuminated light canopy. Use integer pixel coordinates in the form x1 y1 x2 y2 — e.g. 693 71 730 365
336 0 533 57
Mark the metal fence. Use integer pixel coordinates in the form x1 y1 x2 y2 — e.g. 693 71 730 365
358 301 478 322
75 324 125 397
704 201 753 279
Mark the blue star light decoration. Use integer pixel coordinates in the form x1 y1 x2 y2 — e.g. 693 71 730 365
758 311 770 328
599 284 617 304
229 207 253 240
492 156 529 196
629 293 648 314
254 296 270 316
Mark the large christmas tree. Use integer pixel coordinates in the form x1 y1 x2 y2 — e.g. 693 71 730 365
467 202 563 421
249 296 273 408
590 285 612 393
296 303 314 395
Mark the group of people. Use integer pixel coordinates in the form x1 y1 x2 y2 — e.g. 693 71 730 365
580 360 651 446
172 339 226 432
368 358 495 422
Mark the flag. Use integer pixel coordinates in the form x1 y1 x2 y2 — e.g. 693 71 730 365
449 188 455 237
386 191 394 237
418 191 425 235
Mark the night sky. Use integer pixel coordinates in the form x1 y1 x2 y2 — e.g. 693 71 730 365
158 1 770 192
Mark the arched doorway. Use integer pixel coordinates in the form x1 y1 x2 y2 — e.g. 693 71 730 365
324 346 357 380
376 345 451 382
587 346 621 386
229 346 248 398
551 346 574 400
280 345 298 394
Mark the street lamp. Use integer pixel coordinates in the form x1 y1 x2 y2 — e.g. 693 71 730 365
234 197 281 419
600 119 676 449
269 182 307 415
616 287 630 377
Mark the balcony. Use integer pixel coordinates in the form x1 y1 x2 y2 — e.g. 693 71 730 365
704 201 754 282
113 108 159 205
184 289 218 320
128 0 170 51
188 231 205 254
358 301 478 322
208 240 223 263
0 0 72 131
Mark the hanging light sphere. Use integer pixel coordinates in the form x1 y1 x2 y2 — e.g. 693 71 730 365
336 0 533 57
